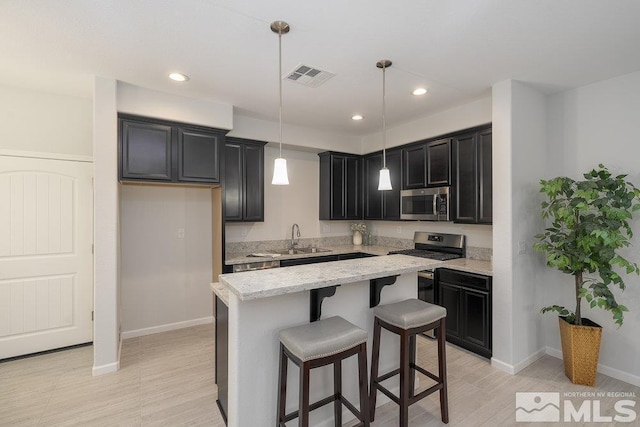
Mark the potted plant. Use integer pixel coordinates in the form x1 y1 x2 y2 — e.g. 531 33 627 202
534 164 640 386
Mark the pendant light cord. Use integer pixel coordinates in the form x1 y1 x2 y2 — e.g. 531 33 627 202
382 63 387 168
278 31 283 158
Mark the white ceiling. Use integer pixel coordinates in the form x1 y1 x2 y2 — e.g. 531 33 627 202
1 0 639 135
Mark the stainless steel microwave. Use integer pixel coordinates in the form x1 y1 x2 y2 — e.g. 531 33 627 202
400 187 450 221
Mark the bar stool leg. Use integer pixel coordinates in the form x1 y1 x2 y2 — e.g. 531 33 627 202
399 330 410 427
299 361 310 427
333 359 342 426
357 343 370 426
409 334 416 399
277 344 288 426
369 318 382 422
437 319 449 424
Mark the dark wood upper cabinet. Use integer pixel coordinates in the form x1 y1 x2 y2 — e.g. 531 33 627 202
426 138 451 186
319 152 362 220
178 128 220 183
452 127 492 224
363 149 401 220
118 114 227 185
224 137 265 222
120 120 173 181
402 138 451 189
478 129 493 224
402 144 427 189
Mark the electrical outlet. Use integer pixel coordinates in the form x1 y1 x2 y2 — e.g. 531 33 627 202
518 240 527 254
322 223 331 233
241 227 248 236
396 226 402 234
177 228 185 239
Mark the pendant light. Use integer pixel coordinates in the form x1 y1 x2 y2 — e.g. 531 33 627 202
271 21 290 185
377 60 392 191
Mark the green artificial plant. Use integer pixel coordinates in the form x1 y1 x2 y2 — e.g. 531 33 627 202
534 164 640 326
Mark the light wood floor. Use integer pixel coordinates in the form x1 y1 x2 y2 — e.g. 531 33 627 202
1 324 637 426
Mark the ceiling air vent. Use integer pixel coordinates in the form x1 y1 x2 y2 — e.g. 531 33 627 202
285 64 335 88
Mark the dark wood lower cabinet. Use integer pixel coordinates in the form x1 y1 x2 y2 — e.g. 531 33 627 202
215 296 228 424
435 268 492 358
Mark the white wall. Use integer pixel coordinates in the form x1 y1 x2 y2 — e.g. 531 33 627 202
120 185 212 334
361 96 492 154
117 82 232 129
543 71 640 385
491 80 548 373
225 146 351 242
93 77 119 375
229 114 361 154
0 83 92 156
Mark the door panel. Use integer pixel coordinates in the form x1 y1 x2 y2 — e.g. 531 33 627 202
0 156 93 359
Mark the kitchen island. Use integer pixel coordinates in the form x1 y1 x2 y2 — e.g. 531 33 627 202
216 254 442 426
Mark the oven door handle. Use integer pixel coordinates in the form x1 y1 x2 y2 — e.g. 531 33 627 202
432 195 437 215
417 271 434 279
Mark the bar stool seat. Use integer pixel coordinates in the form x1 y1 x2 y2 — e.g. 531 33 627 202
374 298 446 330
277 316 370 426
370 299 449 425
279 316 367 362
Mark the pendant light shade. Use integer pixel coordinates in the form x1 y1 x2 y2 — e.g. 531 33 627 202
272 157 289 185
271 21 290 185
378 167 392 191
377 59 392 191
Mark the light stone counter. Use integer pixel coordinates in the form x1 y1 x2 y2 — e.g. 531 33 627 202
218 254 442 301
209 282 229 306
442 258 492 276
224 244 399 265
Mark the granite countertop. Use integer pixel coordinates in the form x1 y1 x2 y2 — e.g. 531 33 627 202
224 244 398 265
219 254 443 301
210 282 229 306
441 258 492 276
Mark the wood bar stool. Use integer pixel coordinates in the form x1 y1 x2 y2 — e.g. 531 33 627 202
277 316 370 427
369 299 449 425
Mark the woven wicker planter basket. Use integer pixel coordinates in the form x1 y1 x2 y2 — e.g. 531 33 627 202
558 316 602 386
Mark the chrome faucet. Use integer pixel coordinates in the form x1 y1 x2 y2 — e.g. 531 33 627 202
291 223 301 250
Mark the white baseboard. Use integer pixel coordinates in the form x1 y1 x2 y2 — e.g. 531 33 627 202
513 347 547 374
491 347 549 375
491 357 515 374
92 360 119 376
546 346 640 387
121 316 214 339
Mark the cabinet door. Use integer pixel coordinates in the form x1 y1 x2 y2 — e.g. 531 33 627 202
427 138 451 186
331 156 346 219
478 129 492 224
224 142 243 221
438 283 462 339
243 144 264 222
121 120 173 181
402 144 427 189
383 149 402 220
345 156 362 219
364 154 383 220
453 132 478 223
462 289 491 356
178 128 220 183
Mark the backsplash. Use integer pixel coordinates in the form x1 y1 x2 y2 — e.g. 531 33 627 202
226 235 492 261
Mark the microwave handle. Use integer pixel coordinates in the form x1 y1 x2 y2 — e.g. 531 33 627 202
433 194 437 214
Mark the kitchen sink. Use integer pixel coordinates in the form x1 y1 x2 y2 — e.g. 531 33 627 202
269 247 332 255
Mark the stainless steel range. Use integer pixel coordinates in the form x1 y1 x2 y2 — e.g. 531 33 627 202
389 231 465 337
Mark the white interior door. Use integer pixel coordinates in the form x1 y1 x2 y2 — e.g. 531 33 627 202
0 155 93 359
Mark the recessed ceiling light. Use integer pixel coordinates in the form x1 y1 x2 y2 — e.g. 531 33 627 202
169 73 189 82
352 115 364 121
412 87 428 96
